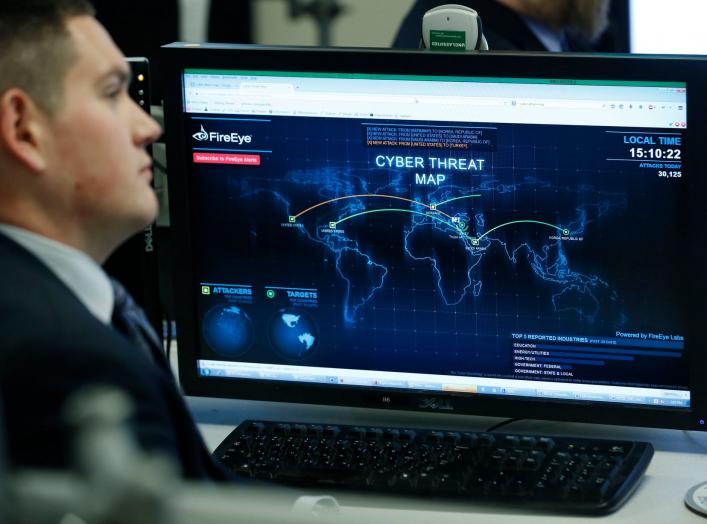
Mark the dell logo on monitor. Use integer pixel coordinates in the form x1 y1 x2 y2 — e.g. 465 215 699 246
143 224 154 253
419 397 454 411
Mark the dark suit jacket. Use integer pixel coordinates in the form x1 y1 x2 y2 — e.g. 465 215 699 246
0 232 230 481
393 0 596 52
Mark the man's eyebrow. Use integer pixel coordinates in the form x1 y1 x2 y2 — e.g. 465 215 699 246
97 68 133 87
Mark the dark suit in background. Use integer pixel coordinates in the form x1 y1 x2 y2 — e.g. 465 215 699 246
392 0 624 52
0 232 229 481
394 0 548 51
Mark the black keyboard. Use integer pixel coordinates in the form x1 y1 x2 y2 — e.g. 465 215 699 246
214 420 653 514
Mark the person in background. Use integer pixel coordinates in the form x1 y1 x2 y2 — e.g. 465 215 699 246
0 0 230 480
393 0 613 52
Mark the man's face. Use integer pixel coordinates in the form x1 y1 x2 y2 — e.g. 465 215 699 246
46 16 161 252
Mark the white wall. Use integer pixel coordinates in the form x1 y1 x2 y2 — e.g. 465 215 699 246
253 0 416 47
630 0 707 54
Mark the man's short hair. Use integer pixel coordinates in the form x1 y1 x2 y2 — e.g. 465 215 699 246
0 0 96 114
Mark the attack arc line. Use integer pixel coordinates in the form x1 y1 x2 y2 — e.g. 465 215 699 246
474 220 569 242
333 208 471 238
332 213 568 245
293 194 457 221
434 194 482 207
292 194 568 244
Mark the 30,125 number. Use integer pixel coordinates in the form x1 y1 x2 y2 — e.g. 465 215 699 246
658 170 682 178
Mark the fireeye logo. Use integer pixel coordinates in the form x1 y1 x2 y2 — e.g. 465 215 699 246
193 125 208 141
192 124 253 145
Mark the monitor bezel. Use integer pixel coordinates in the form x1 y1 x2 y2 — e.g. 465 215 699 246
162 43 707 432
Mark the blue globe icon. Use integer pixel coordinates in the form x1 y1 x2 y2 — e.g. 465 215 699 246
202 304 254 357
268 308 319 360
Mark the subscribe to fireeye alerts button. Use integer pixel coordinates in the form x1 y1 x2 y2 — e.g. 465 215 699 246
193 152 261 166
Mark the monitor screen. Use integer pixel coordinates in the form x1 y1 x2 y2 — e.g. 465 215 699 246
163 45 707 431
630 0 707 54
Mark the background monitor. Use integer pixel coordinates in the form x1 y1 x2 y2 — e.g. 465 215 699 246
630 0 707 54
162 44 707 432
103 57 163 339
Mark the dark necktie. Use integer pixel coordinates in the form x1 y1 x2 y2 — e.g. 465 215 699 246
111 281 233 480
559 31 571 52
110 278 167 370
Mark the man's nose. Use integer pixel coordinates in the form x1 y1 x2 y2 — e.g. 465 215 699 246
133 101 162 147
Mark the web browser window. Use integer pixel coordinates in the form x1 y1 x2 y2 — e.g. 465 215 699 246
182 69 689 409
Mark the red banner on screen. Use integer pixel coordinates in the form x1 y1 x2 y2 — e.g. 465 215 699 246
193 152 261 166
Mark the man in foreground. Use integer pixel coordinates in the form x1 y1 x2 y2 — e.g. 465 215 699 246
0 0 229 480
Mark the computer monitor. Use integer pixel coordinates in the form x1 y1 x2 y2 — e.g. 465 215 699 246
103 57 163 339
629 0 707 54
162 44 707 432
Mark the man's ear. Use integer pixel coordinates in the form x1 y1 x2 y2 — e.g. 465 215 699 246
0 89 51 173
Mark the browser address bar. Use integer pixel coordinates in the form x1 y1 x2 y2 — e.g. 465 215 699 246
187 87 609 111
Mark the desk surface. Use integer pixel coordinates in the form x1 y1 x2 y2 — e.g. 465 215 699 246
189 395 707 523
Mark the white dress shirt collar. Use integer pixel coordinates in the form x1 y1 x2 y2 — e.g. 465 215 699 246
0 224 114 324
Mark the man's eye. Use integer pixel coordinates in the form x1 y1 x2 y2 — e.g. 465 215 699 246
105 85 124 99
